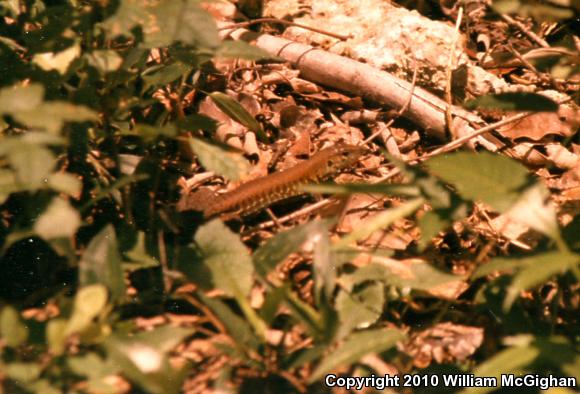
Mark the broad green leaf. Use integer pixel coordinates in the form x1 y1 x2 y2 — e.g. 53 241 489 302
339 257 465 296
144 0 220 49
0 84 44 113
253 220 329 277
141 62 192 88
32 42 81 75
6 143 55 188
465 92 559 112
68 353 114 379
132 325 194 353
46 318 68 355
4 362 41 383
217 40 276 61
124 232 160 271
462 345 540 394
335 282 384 340
65 284 109 336
209 92 263 135
11 101 98 134
105 333 189 394
312 223 334 304
309 328 405 382
177 114 217 132
47 172 82 196
473 251 568 278
0 306 28 347
102 0 220 50
426 152 532 212
505 182 561 243
79 225 126 301
187 137 249 181
131 123 178 142
197 292 261 351
335 198 424 248
194 220 254 297
86 50 123 73
34 197 81 240
504 253 579 310
0 85 97 134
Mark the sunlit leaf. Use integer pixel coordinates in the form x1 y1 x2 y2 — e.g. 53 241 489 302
462 345 540 394
46 318 68 355
217 40 276 61
335 282 384 340
426 152 532 212
65 284 109 336
335 198 424 247
34 197 81 240
187 137 249 181
47 172 82 196
193 220 254 297
253 220 329 277
0 306 28 347
79 225 126 301
32 42 81 75
86 50 123 73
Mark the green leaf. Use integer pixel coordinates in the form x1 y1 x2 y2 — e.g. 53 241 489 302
79 225 126 301
0 84 44 113
193 219 254 297
32 42 81 75
335 282 384 340
253 220 329 277
5 143 55 188
217 40 277 61
86 50 123 73
65 284 109 336
47 172 82 196
209 92 263 135
462 345 540 394
46 318 68 355
309 328 405 382
144 0 220 49
141 62 192 88
131 123 178 142
335 198 424 248
34 197 81 240
426 152 532 212
504 253 579 310
4 362 41 383
105 329 190 394
132 325 194 353
465 92 559 112
0 306 28 347
187 137 249 181
339 258 464 295
103 0 220 50
504 182 562 243
197 292 261 351
11 101 98 134
124 232 160 271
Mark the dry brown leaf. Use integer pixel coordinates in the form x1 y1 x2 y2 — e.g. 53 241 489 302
497 106 579 141
401 322 484 368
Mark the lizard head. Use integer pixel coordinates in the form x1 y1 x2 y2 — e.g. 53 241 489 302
322 143 367 176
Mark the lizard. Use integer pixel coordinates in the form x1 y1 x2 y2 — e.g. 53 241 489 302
177 143 366 219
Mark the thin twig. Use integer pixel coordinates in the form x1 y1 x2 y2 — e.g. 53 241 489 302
219 18 351 41
444 6 463 138
496 11 550 48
